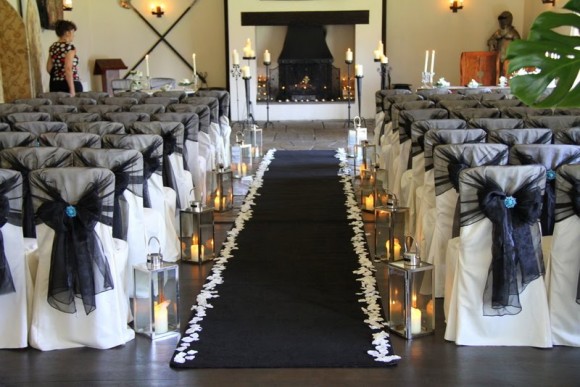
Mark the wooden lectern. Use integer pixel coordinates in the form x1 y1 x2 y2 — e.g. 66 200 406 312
459 51 499 86
94 59 128 95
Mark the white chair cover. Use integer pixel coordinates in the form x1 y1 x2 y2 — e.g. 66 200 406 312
0 169 30 348
549 164 580 346
40 132 101 150
445 165 552 347
28 167 134 350
196 90 233 166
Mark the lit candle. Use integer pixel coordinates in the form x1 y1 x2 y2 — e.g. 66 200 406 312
241 162 247 176
393 238 402 260
145 54 150 78
346 48 353 63
373 49 381 60
214 190 221 209
190 244 200 260
378 40 384 54
430 50 435 74
364 193 374 210
390 300 402 317
232 49 240 65
154 300 170 334
192 53 197 76
263 49 271 64
244 38 252 57
242 65 251 79
380 54 389 64
424 50 429 73
411 307 422 334
355 64 364 77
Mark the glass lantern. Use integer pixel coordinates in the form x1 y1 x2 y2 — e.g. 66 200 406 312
179 201 215 264
387 260 435 339
374 196 409 261
208 166 234 212
133 238 180 340
374 168 389 206
244 125 263 158
231 131 252 179
347 117 367 158
361 141 377 172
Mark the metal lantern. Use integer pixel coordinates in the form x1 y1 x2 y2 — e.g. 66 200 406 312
231 131 253 178
387 260 435 339
179 201 215 264
347 116 367 158
208 166 234 212
244 124 263 158
361 140 377 172
374 168 389 207
374 195 409 261
133 237 180 339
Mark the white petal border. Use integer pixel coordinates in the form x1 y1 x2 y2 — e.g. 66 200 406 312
335 148 401 364
172 148 277 365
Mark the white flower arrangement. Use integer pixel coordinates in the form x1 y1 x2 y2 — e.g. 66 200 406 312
435 77 450 88
467 79 480 88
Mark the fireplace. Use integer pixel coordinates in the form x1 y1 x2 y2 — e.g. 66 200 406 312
275 24 341 102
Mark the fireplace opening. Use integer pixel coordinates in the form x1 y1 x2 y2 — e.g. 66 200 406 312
275 24 342 102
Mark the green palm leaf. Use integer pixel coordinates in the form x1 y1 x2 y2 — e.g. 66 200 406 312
506 0 580 107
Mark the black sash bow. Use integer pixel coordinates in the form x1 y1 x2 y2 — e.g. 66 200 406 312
36 184 114 315
142 142 162 209
478 181 543 315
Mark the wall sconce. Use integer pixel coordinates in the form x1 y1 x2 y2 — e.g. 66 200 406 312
542 0 555 5
151 5 165 17
63 0 73 11
449 0 463 13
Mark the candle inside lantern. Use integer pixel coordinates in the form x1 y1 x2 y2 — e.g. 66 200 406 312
241 162 247 176
346 48 353 63
154 300 170 334
232 49 240 65
411 307 422 334
364 193 374 210
390 300 402 317
214 190 221 209
394 238 402 260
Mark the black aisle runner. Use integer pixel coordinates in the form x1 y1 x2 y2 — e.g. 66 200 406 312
171 150 399 368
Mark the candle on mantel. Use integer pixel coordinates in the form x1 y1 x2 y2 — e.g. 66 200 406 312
263 49 271 64
232 49 240 65
145 54 150 78
386 238 402 260
243 38 253 57
154 300 170 334
346 48 353 63
242 65 251 78
411 307 422 334
423 50 429 73
355 64 364 77
192 53 197 77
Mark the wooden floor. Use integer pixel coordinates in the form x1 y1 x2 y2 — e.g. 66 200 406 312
2 120 579 387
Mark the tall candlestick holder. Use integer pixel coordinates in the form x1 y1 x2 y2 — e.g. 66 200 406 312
263 60 274 128
343 60 353 128
355 74 366 127
242 56 257 129
230 64 243 129
376 62 392 90
421 71 434 89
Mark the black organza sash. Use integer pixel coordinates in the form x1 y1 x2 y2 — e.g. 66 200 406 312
160 131 181 209
478 180 543 316
141 141 163 209
35 181 114 315
0 194 15 295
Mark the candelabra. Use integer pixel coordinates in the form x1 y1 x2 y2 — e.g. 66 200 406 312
343 60 353 128
230 64 243 129
421 71 435 89
263 60 274 128
355 74 366 127
242 56 257 129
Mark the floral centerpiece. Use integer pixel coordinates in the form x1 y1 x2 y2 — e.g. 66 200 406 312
435 77 450 88
128 70 144 91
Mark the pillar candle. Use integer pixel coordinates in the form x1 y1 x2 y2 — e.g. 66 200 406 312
355 64 364 77
411 307 422 334
242 65 251 78
346 48 353 63
263 50 271 64
378 40 384 54
192 53 197 76
154 300 170 334
381 54 389 64
145 54 150 78
430 50 435 74
373 49 381 60
424 50 428 73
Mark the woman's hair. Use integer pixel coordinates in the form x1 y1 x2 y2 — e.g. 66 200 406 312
54 20 77 37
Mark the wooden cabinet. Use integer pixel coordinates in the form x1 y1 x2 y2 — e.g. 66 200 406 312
459 51 499 86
